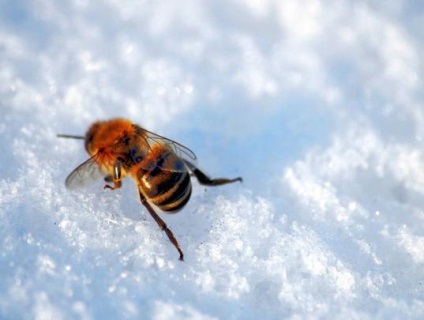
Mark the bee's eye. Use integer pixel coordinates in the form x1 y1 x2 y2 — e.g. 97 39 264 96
130 148 143 163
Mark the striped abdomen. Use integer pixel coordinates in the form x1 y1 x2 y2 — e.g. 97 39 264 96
137 149 192 213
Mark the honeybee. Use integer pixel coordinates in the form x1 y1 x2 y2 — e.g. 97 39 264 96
58 118 242 261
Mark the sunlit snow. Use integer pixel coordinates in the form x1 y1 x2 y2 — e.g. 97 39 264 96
1 0 424 319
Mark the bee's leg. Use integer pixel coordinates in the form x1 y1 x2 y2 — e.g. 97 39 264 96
104 160 123 190
138 190 184 261
185 161 242 186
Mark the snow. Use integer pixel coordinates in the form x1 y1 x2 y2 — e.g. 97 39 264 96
1 0 424 319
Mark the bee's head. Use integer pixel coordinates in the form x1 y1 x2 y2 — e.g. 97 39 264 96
84 118 134 156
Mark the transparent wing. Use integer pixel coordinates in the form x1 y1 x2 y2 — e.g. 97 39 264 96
135 129 197 172
65 156 106 189
143 129 197 162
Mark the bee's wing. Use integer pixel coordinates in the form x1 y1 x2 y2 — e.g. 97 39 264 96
142 129 197 172
65 155 106 189
144 129 197 162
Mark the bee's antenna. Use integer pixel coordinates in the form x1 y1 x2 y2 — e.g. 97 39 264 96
57 134 85 140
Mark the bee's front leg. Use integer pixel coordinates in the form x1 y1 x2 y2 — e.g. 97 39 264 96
104 160 123 190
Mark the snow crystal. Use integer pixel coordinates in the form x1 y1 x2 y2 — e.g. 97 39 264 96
1 0 424 319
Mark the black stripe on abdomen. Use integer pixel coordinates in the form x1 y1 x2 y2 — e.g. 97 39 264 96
157 173 190 203
140 170 181 199
153 173 192 213
159 184 192 213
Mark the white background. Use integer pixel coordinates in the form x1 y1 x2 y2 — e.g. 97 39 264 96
1 0 424 319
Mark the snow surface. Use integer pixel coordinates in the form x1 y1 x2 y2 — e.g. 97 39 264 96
1 0 424 319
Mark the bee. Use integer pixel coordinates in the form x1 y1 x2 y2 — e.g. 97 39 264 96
58 118 242 261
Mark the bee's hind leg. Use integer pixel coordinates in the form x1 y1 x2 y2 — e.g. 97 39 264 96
185 161 242 186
